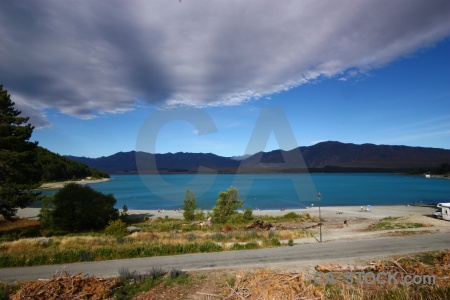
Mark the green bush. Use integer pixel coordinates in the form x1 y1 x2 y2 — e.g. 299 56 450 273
263 238 281 247
283 212 299 219
271 238 281 246
40 183 118 232
230 241 259 250
104 219 128 237
244 241 260 249
243 208 254 221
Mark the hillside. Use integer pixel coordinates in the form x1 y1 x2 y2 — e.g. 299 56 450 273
65 141 450 174
36 147 109 181
66 151 240 174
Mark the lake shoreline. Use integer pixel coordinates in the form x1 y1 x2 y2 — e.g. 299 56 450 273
17 204 439 221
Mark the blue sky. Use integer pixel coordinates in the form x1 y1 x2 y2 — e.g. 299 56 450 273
1 1 450 158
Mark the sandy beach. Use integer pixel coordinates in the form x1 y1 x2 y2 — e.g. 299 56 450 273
37 178 111 190
16 204 439 221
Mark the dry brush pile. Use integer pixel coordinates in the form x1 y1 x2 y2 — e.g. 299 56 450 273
224 269 323 300
10 271 121 300
223 250 450 300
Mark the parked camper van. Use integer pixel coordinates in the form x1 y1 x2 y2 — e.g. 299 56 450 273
433 207 442 219
437 203 450 221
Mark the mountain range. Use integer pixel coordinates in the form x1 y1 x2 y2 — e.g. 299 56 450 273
65 141 450 174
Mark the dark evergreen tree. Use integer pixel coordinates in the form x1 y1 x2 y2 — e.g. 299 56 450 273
0 85 40 219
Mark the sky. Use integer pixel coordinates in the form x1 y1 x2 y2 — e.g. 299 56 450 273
1 0 450 158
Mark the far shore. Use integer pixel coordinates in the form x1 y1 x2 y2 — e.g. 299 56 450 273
37 177 111 190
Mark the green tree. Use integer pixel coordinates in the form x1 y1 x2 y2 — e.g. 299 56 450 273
0 85 40 219
211 186 243 224
40 183 118 232
182 189 197 221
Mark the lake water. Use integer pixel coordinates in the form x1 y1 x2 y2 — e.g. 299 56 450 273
42 174 450 210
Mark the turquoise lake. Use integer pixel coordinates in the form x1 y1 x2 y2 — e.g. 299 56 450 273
42 173 450 210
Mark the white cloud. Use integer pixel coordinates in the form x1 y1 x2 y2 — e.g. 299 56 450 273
1 0 450 126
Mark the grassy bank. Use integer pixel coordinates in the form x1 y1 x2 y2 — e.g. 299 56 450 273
0 212 316 268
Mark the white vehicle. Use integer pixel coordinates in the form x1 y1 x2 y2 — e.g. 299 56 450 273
432 208 442 219
437 203 450 221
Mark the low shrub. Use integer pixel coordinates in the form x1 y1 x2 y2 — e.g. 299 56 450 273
169 268 186 279
283 212 299 219
79 250 94 261
263 238 281 247
104 219 128 237
147 266 167 280
118 267 136 280
231 241 260 250
243 208 254 221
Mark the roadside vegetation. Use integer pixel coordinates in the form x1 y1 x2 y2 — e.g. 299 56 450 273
367 216 427 231
2 250 449 299
0 185 317 268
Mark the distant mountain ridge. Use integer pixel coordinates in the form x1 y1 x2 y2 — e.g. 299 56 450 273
65 141 450 174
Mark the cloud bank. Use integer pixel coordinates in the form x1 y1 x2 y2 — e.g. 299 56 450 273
1 0 450 127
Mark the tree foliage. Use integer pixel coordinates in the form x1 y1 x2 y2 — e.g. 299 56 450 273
40 183 118 232
0 85 41 219
35 147 109 182
211 186 243 224
182 189 197 221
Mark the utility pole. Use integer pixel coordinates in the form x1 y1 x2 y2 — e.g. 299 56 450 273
318 192 322 243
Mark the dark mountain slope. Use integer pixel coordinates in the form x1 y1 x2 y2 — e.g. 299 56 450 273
66 141 450 173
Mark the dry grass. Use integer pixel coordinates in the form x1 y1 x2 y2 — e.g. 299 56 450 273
128 228 310 245
1 238 44 253
59 236 116 248
0 217 39 232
